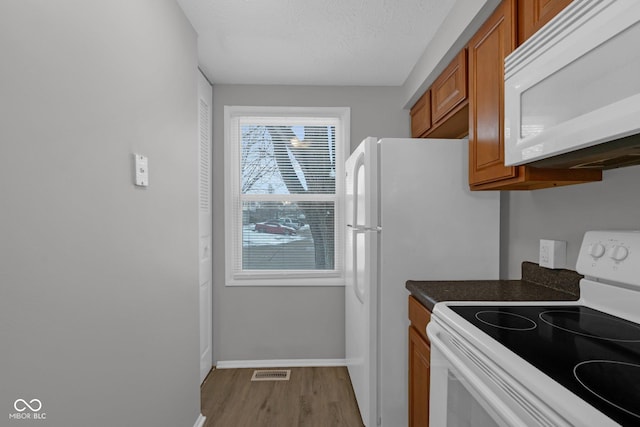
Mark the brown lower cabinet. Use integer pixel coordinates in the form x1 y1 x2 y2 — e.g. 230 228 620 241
408 296 431 427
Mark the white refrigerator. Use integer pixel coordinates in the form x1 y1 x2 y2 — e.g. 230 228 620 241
345 137 500 427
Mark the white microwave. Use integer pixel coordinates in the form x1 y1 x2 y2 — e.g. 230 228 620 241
504 0 640 170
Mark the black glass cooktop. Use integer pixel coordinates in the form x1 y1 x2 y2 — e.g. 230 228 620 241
450 305 640 426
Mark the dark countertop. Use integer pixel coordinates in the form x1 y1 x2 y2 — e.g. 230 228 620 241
406 262 581 311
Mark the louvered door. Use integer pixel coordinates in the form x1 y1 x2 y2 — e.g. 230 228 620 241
198 72 213 384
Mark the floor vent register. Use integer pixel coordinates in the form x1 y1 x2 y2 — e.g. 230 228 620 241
250 369 291 381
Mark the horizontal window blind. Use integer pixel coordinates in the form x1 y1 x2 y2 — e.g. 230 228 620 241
226 110 346 282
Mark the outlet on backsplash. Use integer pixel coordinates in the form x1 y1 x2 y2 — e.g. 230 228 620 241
539 239 567 269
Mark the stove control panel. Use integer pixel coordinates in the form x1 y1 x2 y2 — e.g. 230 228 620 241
577 230 640 285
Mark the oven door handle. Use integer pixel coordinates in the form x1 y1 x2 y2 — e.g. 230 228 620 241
429 324 532 427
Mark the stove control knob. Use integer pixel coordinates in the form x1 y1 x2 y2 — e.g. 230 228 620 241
609 245 629 262
589 243 606 259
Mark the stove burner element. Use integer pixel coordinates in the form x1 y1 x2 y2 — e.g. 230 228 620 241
475 310 537 331
539 310 640 342
574 360 640 420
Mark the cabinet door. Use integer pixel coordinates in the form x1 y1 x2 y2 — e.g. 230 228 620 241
468 0 518 186
409 296 431 344
431 50 467 124
410 90 432 138
409 326 431 427
517 0 573 45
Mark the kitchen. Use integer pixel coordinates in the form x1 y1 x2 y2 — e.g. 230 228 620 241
3 0 640 427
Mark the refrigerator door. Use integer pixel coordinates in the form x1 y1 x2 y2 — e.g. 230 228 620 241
345 137 379 427
377 138 499 427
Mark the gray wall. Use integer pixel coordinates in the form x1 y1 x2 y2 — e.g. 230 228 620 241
501 166 640 278
212 85 409 362
1 1 201 426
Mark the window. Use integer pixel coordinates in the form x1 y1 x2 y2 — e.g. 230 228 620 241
224 106 349 286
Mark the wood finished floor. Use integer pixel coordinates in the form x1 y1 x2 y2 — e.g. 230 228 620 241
201 367 365 427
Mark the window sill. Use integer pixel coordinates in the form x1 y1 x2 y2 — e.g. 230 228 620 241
226 275 345 287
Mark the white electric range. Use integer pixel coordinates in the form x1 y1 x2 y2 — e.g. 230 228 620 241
428 230 640 427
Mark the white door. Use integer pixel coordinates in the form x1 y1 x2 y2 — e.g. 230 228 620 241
345 137 378 426
198 72 213 383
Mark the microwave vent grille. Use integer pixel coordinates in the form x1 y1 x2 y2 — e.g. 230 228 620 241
529 134 640 170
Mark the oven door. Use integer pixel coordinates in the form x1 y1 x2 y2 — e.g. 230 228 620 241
428 331 515 427
427 319 570 427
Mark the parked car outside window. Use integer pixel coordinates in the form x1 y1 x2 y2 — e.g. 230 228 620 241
276 218 301 229
254 221 297 235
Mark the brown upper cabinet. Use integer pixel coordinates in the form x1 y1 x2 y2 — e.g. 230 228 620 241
468 0 517 187
410 0 602 189
410 50 469 139
428 50 469 138
467 0 601 190
432 50 467 124
410 89 431 138
518 0 574 44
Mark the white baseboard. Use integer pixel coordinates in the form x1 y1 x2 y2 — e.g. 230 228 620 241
193 413 206 427
216 358 347 369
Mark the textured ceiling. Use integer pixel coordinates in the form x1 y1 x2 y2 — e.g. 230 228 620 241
177 0 455 86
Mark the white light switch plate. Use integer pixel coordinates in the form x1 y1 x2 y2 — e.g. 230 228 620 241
135 154 148 187
539 239 566 269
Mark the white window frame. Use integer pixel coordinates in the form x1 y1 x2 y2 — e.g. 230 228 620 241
224 106 350 287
